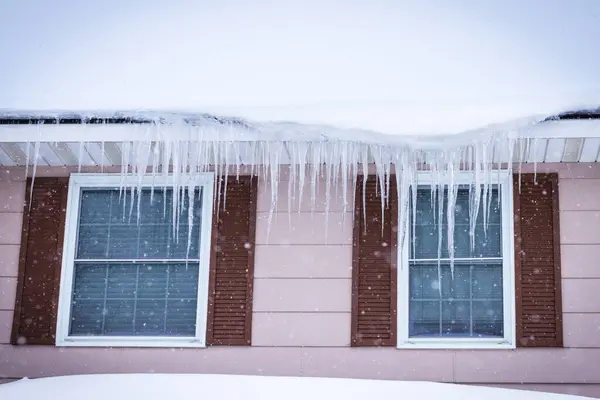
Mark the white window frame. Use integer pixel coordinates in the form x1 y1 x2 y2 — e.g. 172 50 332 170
397 170 516 349
55 172 215 348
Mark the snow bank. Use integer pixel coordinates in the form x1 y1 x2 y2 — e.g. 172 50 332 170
0 374 593 400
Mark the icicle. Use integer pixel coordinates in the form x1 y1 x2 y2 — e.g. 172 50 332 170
350 144 359 230
360 146 369 233
265 141 283 242
532 137 539 182
288 146 295 219
78 141 85 173
396 150 411 259
28 128 42 210
162 139 172 218
410 159 418 260
150 141 160 203
297 142 308 213
119 141 133 219
446 152 460 278
20 117 528 295
480 140 490 238
24 140 30 186
310 142 321 213
214 141 223 221
436 179 444 295
469 142 482 251
340 142 350 214
134 140 152 225
100 141 106 173
186 179 195 264
171 140 181 240
324 143 333 240
517 137 524 193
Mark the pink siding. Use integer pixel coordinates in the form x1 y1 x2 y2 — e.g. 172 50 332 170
0 245 20 278
252 313 351 346
254 279 351 312
1 165 600 398
561 245 600 278
254 246 352 278
255 212 352 245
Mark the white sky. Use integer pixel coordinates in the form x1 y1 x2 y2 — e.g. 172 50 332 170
1 0 599 135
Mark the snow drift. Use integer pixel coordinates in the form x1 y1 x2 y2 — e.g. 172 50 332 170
0 374 594 400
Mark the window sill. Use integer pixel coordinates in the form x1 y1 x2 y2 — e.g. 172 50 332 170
56 337 207 348
397 339 515 350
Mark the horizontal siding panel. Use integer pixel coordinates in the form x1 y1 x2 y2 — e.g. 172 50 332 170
560 211 600 244
561 245 600 278
563 313 600 348
559 179 600 211
252 312 350 346
3 346 600 384
454 348 600 383
0 181 25 212
257 180 352 212
301 348 454 381
255 213 352 245
563 279 600 313
253 279 351 312
0 278 17 310
0 245 20 277
254 245 352 278
0 345 304 378
0 213 22 244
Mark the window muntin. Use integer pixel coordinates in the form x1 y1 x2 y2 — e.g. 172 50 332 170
399 173 514 348
70 188 201 337
409 186 503 339
57 174 214 347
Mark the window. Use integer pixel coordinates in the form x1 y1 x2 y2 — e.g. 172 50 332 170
397 172 515 348
56 173 215 347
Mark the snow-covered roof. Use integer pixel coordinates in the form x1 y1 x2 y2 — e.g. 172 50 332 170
0 108 600 167
0 374 592 400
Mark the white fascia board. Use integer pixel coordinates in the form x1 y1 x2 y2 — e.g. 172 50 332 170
0 119 600 144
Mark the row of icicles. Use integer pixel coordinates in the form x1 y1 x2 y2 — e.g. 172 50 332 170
21 134 545 283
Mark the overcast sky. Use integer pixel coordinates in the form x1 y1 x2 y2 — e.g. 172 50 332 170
1 0 599 135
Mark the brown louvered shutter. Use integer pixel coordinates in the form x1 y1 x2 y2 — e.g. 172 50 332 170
514 173 563 347
351 175 397 346
206 175 257 345
11 177 69 345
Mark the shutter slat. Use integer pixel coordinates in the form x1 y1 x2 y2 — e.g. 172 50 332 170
514 173 563 347
351 175 397 347
206 176 257 346
11 177 69 345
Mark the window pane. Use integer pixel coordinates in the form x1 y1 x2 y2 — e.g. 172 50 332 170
409 265 440 300
408 261 503 338
409 300 440 337
411 187 501 259
76 188 202 259
69 262 199 337
441 300 470 336
473 300 504 337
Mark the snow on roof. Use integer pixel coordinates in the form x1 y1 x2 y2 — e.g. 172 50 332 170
0 107 599 149
0 374 593 400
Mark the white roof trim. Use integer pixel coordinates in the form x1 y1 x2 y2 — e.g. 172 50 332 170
0 118 599 145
